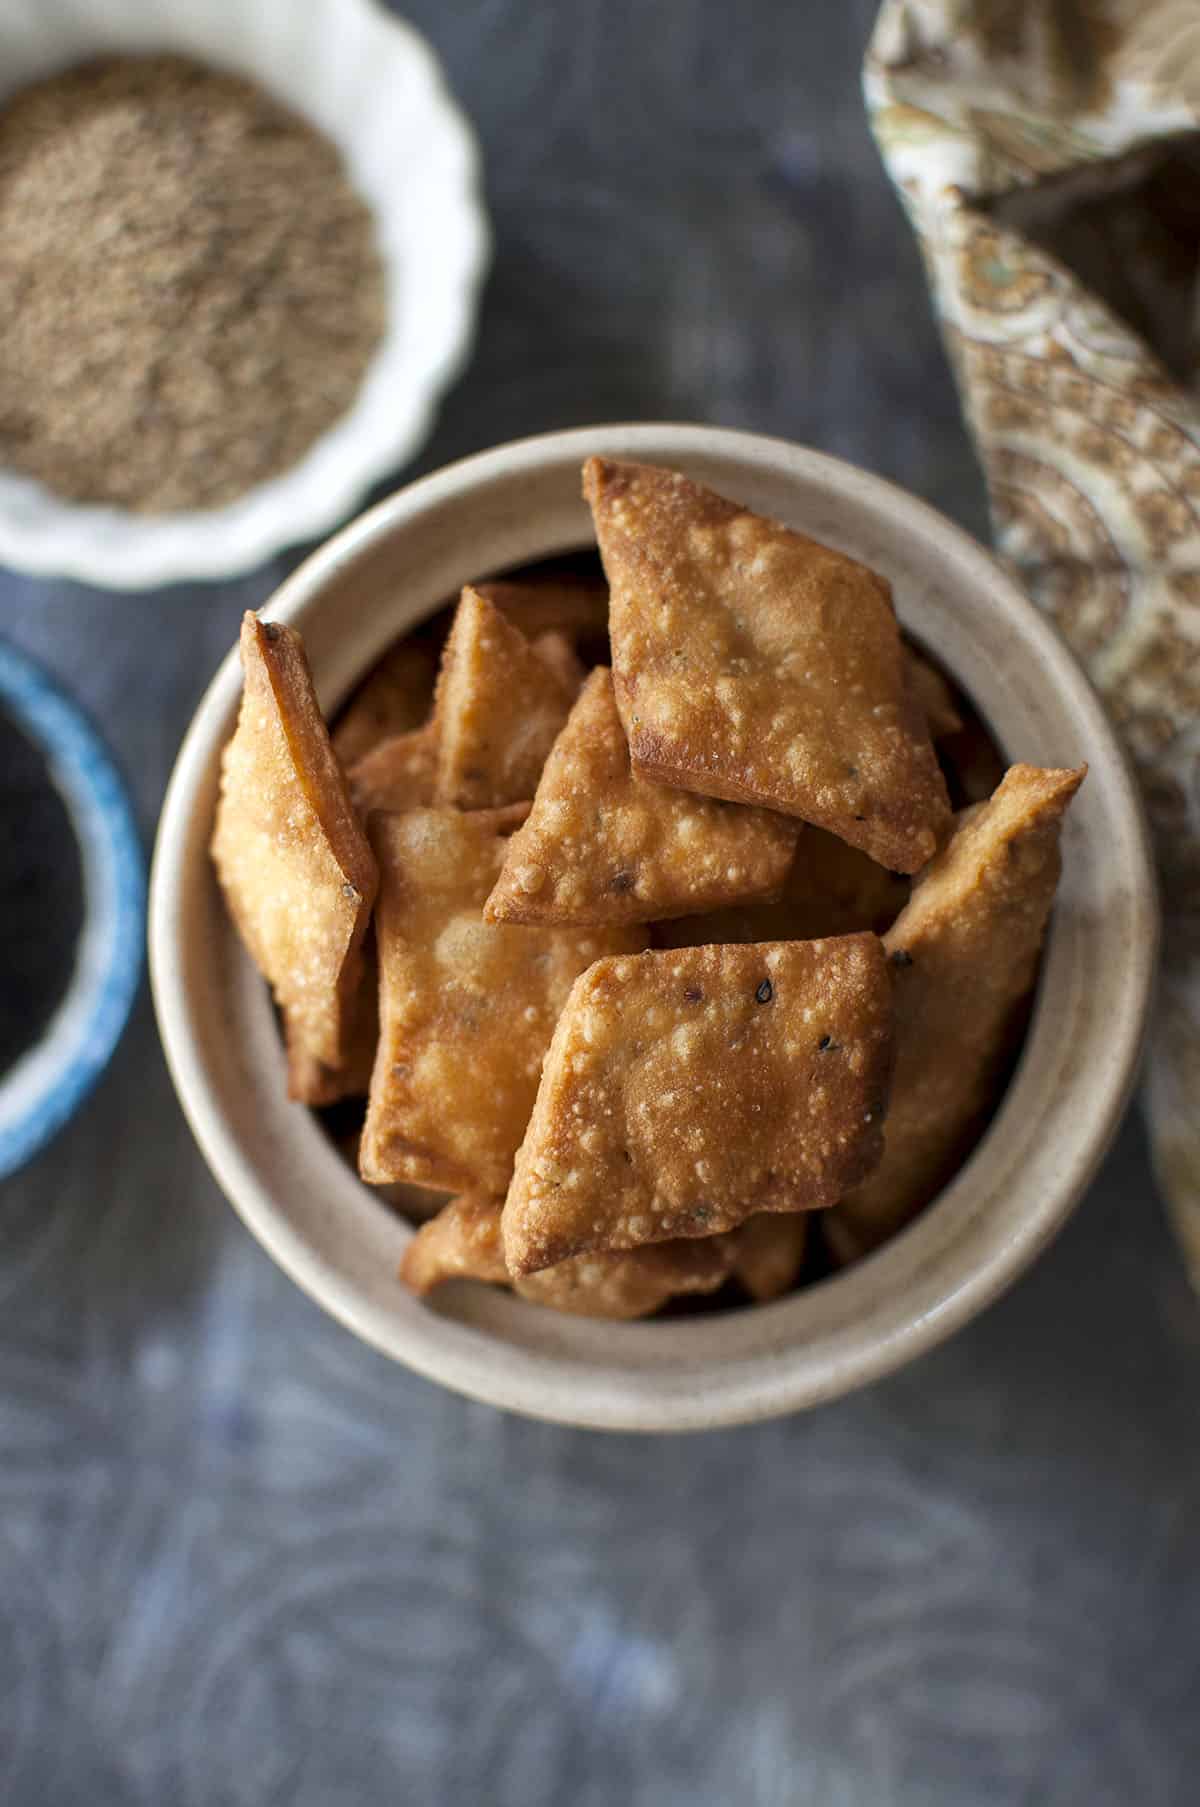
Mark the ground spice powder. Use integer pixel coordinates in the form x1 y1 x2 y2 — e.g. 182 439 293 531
0 55 386 514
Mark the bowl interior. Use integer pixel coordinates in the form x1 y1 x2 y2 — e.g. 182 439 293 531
150 425 1157 1430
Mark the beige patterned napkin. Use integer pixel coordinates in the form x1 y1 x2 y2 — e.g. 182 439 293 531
865 1 1200 1279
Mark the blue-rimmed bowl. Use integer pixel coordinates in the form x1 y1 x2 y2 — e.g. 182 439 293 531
0 638 144 1176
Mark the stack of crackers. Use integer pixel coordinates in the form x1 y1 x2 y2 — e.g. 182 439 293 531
212 459 1084 1320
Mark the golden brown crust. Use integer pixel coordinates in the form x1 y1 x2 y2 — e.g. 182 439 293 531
475 572 609 645
584 457 951 873
346 723 437 816
332 639 438 766
501 936 893 1276
731 1213 809 1302
211 613 377 1081
286 940 379 1104
432 587 576 810
485 667 798 928
360 808 646 1196
828 762 1086 1259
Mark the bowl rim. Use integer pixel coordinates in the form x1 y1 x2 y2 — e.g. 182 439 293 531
150 422 1159 1430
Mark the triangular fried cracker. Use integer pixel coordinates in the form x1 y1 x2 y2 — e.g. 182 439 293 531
360 808 645 1195
347 723 437 817
485 668 798 928
211 614 377 1087
401 1193 737 1319
502 936 893 1275
827 763 1086 1262
905 647 962 741
655 823 909 949
332 639 437 766
432 586 576 810
476 571 609 648
731 1213 809 1302
530 630 587 696
585 457 951 872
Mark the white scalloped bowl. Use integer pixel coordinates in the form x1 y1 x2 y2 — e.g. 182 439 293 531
0 0 488 589
150 425 1158 1431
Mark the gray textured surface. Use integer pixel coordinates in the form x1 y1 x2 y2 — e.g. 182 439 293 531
2 3 1198 1803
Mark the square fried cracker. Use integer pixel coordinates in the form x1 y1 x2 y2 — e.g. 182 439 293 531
731 1213 809 1302
433 586 577 809
585 457 951 873
401 1193 737 1319
211 613 378 1087
332 639 438 766
501 936 893 1275
827 762 1086 1262
360 808 645 1195
656 824 909 949
347 723 437 817
485 667 798 928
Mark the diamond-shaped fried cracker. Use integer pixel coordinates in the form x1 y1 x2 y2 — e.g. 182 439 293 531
655 823 909 949
347 723 437 817
401 1193 737 1318
332 639 437 766
502 936 893 1275
485 668 798 928
585 457 951 873
360 808 645 1195
905 647 962 741
433 586 577 810
211 614 377 1089
827 763 1086 1261
476 571 609 647
731 1214 809 1301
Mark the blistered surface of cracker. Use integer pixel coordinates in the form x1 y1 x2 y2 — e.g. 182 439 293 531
332 639 437 766
211 613 377 1078
400 1193 511 1293
585 457 950 873
830 762 1086 1259
502 935 893 1275
433 586 576 810
347 723 437 817
360 808 646 1195
731 1213 809 1301
487 667 797 927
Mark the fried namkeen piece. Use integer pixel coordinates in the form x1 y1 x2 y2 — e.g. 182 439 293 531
211 613 377 1090
656 824 909 949
347 723 437 816
731 1213 809 1302
905 647 962 740
433 586 576 809
401 1193 738 1318
502 936 893 1276
485 667 798 928
360 808 645 1195
585 457 950 873
827 763 1086 1261
475 571 609 646
530 630 587 695
287 943 379 1104
332 639 438 766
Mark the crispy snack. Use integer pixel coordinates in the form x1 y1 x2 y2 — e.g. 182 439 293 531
433 586 576 809
211 613 377 1088
530 630 587 695
585 457 951 873
401 1192 737 1318
288 943 379 1104
475 571 609 646
502 936 893 1275
347 723 437 816
905 647 962 741
332 639 438 766
731 1213 809 1302
360 808 645 1195
827 763 1086 1261
656 823 909 949
485 667 798 928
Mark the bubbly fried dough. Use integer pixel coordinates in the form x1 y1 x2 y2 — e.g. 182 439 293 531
656 823 909 949
585 457 950 872
827 763 1086 1260
360 808 645 1195
531 630 587 695
502 936 893 1275
332 639 438 766
211 613 377 1088
347 723 437 816
731 1214 809 1301
475 572 609 646
485 668 798 928
401 1193 738 1318
433 587 576 809
905 647 962 740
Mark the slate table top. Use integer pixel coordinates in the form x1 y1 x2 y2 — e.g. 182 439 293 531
2 4 1197 1803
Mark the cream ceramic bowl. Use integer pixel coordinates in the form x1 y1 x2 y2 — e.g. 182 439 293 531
149 425 1158 1431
